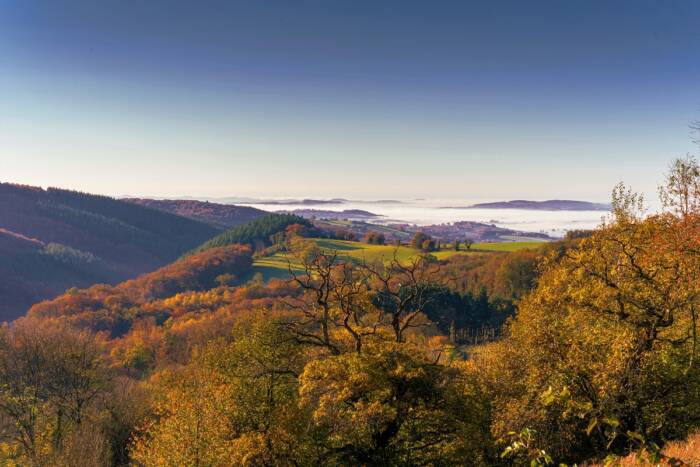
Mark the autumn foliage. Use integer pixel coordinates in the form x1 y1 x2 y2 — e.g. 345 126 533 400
3 157 700 465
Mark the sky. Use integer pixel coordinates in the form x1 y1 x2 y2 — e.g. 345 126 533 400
0 1 699 201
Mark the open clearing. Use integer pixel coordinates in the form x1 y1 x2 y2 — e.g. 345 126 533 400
251 238 545 281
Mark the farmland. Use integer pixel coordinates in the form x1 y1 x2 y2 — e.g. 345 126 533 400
251 237 545 280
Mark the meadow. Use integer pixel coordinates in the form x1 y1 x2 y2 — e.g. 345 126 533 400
251 238 545 280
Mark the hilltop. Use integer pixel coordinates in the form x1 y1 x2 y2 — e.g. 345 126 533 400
462 199 611 211
0 183 218 320
123 198 267 228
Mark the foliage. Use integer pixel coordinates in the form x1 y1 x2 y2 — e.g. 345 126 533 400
476 210 700 462
0 319 111 466
299 343 493 465
10 157 700 466
363 231 386 245
28 245 253 336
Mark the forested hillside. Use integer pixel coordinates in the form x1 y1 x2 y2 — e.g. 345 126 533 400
191 213 312 253
123 198 267 229
0 184 218 320
29 243 253 336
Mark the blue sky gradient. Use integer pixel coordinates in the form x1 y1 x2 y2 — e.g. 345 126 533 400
1 1 699 200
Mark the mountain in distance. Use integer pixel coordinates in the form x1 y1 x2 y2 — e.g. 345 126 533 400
123 198 267 229
456 199 611 211
235 198 349 206
0 183 219 321
215 197 404 206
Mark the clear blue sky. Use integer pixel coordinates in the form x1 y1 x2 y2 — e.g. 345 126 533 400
1 1 698 200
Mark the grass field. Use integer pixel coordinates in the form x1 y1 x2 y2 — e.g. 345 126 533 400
251 238 546 281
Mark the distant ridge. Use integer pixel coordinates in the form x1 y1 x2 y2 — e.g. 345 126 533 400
216 197 403 206
237 198 348 206
282 208 380 220
454 200 611 211
123 198 267 229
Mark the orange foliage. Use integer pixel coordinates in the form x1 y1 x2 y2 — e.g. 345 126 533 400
28 245 253 336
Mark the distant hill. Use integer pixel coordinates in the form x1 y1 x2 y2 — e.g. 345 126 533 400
283 208 380 220
231 198 348 206
191 213 312 254
0 183 218 321
124 198 267 229
461 200 611 211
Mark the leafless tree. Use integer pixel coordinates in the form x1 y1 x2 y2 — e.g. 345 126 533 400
360 251 441 343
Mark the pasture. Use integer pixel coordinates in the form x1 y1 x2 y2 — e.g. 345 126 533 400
251 237 545 281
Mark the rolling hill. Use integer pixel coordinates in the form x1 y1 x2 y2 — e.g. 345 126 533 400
123 198 267 228
250 237 544 281
190 213 312 254
0 183 219 320
464 199 611 211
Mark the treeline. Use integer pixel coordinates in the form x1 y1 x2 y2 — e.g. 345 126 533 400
191 213 313 254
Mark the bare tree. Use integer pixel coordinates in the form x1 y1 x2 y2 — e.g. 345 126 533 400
285 250 387 354
285 250 342 355
361 252 440 343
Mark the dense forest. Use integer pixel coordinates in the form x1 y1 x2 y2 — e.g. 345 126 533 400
1 158 700 465
0 184 219 320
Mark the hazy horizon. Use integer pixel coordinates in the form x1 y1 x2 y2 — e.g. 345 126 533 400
2 1 699 201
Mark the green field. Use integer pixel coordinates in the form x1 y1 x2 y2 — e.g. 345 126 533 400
251 238 545 281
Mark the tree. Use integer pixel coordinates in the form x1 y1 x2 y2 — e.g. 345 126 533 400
131 312 306 466
463 238 474 250
363 232 386 245
659 155 700 218
364 254 440 342
298 343 493 465
476 211 700 462
411 232 429 249
0 319 109 465
286 250 384 354
453 240 460 251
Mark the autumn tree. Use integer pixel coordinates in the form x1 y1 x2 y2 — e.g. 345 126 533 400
0 319 110 466
363 231 386 245
659 155 700 218
411 232 429 249
476 199 700 462
131 312 306 466
299 343 494 465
